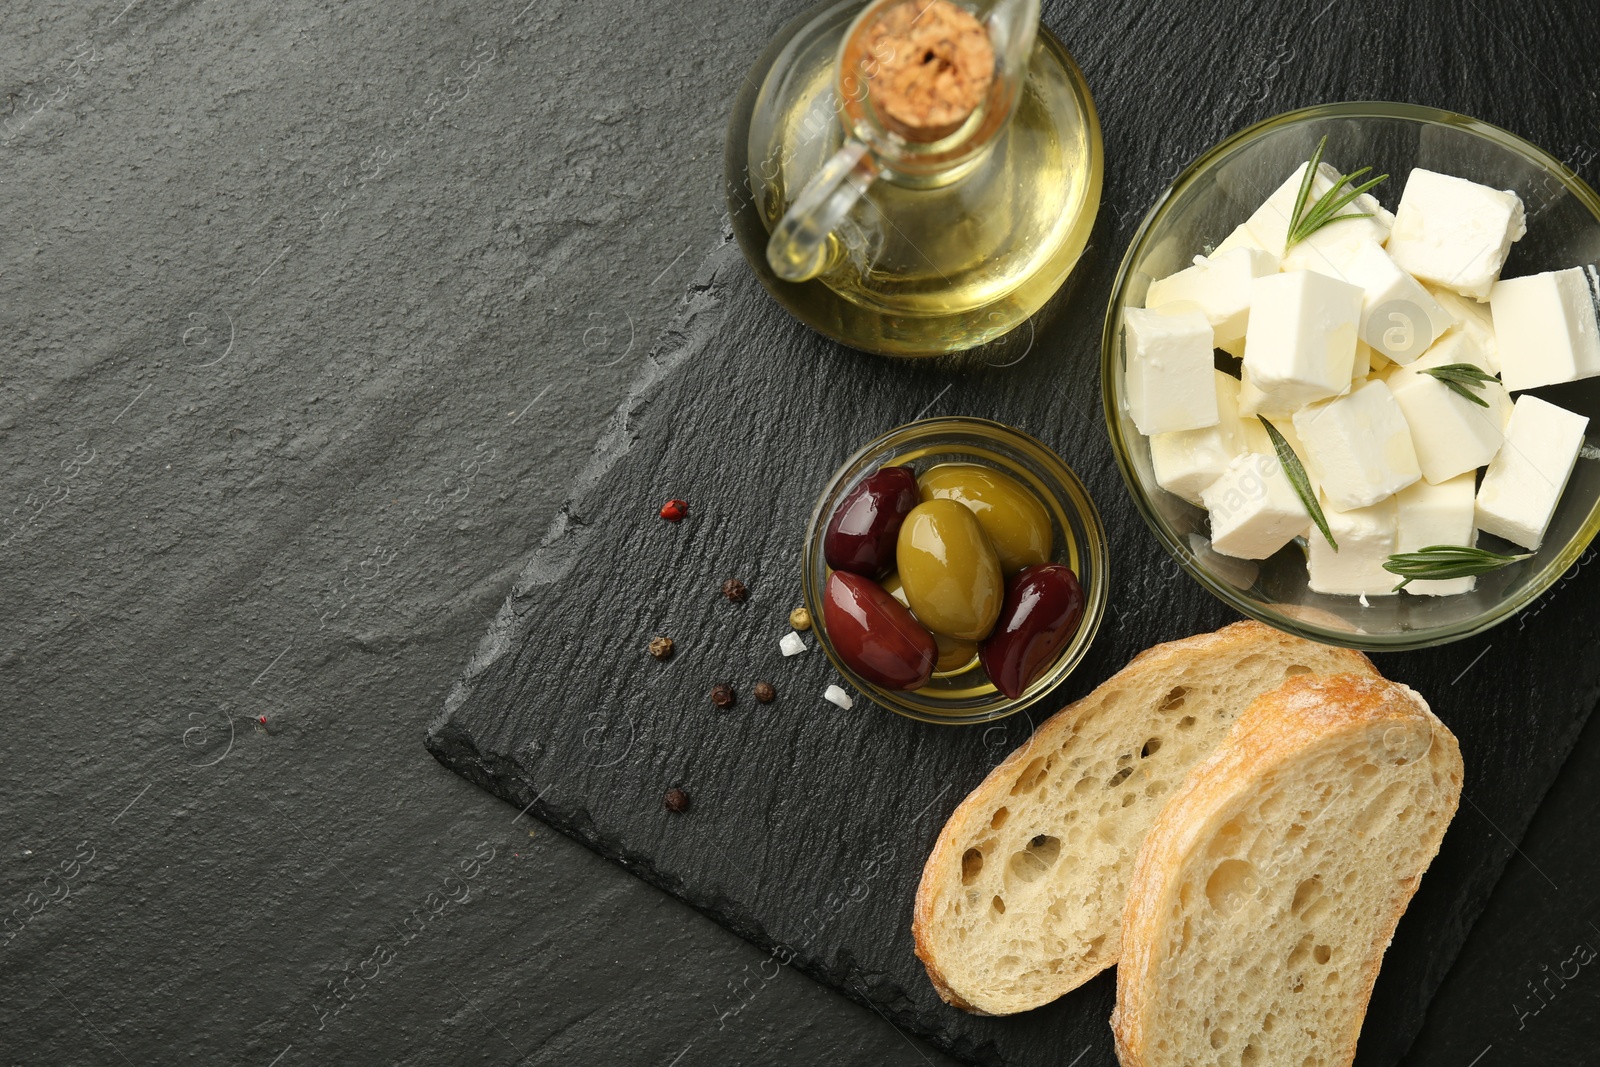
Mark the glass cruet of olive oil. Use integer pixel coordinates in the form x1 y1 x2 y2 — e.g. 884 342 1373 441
725 0 1102 358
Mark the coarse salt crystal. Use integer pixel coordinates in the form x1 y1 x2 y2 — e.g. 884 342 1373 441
824 684 854 710
779 631 806 656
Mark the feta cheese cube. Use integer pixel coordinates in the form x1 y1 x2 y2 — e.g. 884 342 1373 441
1352 340 1373 381
1416 312 1497 374
1287 238 1452 365
1278 231 1364 281
1123 307 1218 435
1151 371 1246 504
1243 161 1394 261
1201 452 1310 560
1238 411 1273 454
1146 247 1280 349
1239 414 1320 495
1308 495 1398 597
1238 369 1353 424
1489 267 1600 392
1236 366 1291 418
1386 169 1526 300
1369 362 1401 390
1386 336 1513 484
1242 270 1364 409
1476 394 1589 550
1426 283 1501 373
1339 241 1455 364
1213 223 1270 257
1396 475 1479 595
1292 379 1422 510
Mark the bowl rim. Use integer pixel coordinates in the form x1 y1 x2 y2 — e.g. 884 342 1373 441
1100 100 1600 651
802 415 1110 724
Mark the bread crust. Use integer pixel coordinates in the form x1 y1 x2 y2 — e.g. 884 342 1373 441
912 621 1378 1015
1110 673 1464 1067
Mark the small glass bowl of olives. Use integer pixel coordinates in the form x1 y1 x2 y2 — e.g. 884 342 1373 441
802 417 1109 725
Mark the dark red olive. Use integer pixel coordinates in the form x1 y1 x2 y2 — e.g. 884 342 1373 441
979 563 1085 700
823 571 937 691
823 465 920 576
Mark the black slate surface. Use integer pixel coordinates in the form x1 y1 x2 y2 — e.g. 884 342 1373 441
427 3 1600 1063
5 2 949 1064
6 0 1600 1063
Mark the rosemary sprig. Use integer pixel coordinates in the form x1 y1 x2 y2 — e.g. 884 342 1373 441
1285 136 1390 249
1383 545 1531 590
1421 363 1498 407
1258 417 1336 551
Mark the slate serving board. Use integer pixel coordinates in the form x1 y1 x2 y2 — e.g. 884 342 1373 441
427 2 1600 1063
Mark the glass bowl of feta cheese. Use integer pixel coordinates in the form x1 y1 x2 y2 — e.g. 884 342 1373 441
1103 101 1600 650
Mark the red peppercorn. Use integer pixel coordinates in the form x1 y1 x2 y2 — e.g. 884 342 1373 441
664 788 691 813
754 682 776 704
710 683 736 709
659 498 689 523
721 578 749 602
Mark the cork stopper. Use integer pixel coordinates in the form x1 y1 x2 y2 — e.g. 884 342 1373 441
859 0 995 142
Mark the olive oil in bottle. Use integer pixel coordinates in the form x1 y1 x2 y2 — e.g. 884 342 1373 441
727 0 1102 357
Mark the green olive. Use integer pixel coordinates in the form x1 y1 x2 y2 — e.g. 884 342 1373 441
896 499 1004 641
932 632 979 673
878 575 978 670
918 463 1052 575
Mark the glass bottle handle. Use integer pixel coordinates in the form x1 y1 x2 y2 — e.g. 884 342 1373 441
766 139 879 283
984 0 1039 86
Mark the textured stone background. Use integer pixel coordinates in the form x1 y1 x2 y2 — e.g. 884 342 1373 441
2 0 1598 1064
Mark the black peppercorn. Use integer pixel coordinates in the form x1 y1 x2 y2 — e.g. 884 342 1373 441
721 578 749 602
710 683 736 709
664 788 691 813
648 636 674 661
754 682 776 704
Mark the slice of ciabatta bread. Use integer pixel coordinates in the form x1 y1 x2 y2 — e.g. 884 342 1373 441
1112 673 1463 1067
912 621 1377 1015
